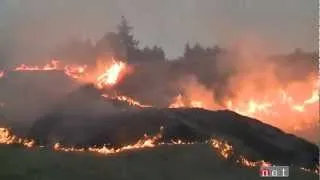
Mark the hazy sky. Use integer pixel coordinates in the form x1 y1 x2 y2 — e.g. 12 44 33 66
0 0 317 61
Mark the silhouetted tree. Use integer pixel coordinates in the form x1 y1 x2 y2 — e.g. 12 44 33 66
151 45 165 61
116 16 139 62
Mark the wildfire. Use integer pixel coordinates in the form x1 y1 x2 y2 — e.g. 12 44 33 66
54 143 85 152
0 128 16 144
7 57 129 89
102 94 152 108
64 64 88 80
14 60 60 71
210 138 275 169
54 127 163 155
169 76 319 142
0 127 34 148
169 94 204 109
96 60 127 89
11 59 88 81
88 132 162 155
211 139 233 159
237 156 271 168
0 127 318 175
168 94 185 108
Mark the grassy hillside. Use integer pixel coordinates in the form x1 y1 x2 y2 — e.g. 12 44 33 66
0 144 317 180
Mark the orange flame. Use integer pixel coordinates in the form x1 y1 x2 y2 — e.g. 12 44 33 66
5 57 319 142
1 127 318 174
210 138 276 169
0 127 34 148
168 94 185 108
14 60 60 71
96 59 127 89
53 143 85 152
54 127 163 155
11 60 89 81
169 94 204 109
101 94 152 108
237 155 271 168
87 133 161 155
9 57 129 88
169 75 319 142
211 139 234 159
64 64 88 80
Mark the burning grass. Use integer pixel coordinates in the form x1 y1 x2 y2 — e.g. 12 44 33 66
168 75 319 142
0 126 319 176
0 55 318 143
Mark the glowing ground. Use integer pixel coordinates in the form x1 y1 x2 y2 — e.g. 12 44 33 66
0 144 317 180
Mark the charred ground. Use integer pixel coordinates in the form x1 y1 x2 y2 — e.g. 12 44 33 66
26 84 319 170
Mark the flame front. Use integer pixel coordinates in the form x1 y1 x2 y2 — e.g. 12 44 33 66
7 57 128 89
211 139 234 159
169 75 319 142
169 94 204 109
88 132 162 155
210 138 272 168
2 57 319 142
64 64 88 80
0 127 318 175
14 60 60 71
54 127 163 155
96 60 127 89
0 127 34 148
11 60 88 81
102 94 152 108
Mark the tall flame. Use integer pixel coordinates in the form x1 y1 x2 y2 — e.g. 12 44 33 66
169 76 319 142
12 60 88 80
96 60 127 89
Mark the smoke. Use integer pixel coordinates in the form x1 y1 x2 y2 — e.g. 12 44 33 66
0 0 316 66
0 0 317 142
0 0 121 67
